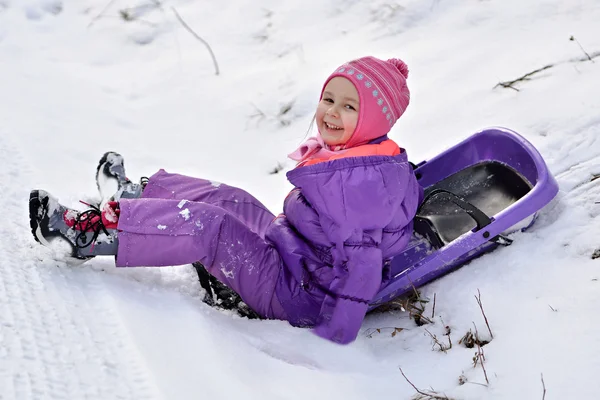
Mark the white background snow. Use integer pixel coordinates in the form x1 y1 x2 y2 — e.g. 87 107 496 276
1 0 600 399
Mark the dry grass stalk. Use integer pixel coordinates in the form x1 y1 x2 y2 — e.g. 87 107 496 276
475 289 494 339
570 35 594 62
472 322 489 385
424 326 452 353
405 277 433 326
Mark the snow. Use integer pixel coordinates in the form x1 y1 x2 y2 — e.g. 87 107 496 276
105 152 124 168
219 267 235 280
178 208 190 220
1 0 600 399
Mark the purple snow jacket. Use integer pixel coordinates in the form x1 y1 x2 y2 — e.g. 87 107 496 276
265 150 421 344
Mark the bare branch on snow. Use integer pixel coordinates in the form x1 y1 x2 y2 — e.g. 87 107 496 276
494 65 553 92
541 373 547 400
171 7 220 76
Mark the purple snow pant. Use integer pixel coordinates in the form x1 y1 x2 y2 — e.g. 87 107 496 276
115 169 288 320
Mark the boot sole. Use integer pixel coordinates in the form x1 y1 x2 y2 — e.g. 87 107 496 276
96 151 131 205
96 151 116 193
29 190 50 246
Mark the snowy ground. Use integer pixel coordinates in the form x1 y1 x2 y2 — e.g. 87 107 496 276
1 0 600 399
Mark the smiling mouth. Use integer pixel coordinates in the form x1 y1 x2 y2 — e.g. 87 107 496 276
325 122 343 130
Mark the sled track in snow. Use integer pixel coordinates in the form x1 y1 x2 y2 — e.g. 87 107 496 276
0 137 158 400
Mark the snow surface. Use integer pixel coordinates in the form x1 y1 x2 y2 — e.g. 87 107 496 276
1 0 600 399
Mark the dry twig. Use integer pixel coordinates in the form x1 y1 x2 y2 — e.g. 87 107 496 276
171 7 220 75
424 328 452 352
494 65 553 91
472 322 489 385
431 293 436 319
541 373 547 400
399 367 455 400
475 289 494 339
365 327 404 338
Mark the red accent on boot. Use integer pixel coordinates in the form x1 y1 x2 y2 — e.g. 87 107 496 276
64 202 120 231
101 201 120 229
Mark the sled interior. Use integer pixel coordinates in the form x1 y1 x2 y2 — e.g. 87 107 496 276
369 127 559 309
414 161 532 248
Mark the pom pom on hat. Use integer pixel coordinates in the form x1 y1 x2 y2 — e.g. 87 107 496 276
386 58 409 79
320 56 411 148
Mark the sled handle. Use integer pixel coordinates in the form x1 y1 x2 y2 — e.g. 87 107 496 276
418 189 492 231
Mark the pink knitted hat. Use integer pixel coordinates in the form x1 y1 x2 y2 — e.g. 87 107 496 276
320 56 410 148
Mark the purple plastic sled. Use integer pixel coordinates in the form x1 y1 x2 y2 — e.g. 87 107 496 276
369 127 559 309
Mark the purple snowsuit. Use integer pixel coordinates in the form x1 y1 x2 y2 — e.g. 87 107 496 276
116 152 421 344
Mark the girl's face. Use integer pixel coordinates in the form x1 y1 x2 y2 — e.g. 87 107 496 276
316 77 359 147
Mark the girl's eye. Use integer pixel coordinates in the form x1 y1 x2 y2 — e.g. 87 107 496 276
323 98 334 103
345 104 356 111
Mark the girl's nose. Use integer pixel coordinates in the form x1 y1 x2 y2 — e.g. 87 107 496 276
326 107 339 118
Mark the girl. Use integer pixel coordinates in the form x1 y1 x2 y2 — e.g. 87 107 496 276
29 56 422 344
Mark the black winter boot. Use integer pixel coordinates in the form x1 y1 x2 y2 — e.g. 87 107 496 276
29 190 120 260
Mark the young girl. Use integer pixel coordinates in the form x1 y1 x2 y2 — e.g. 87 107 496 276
29 56 422 344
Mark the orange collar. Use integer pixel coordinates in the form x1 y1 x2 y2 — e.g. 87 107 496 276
299 140 402 167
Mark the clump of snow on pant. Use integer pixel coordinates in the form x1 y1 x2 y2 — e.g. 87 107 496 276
177 200 191 220
179 209 191 220
220 266 235 279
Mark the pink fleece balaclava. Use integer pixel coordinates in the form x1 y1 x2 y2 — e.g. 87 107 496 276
288 56 410 163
